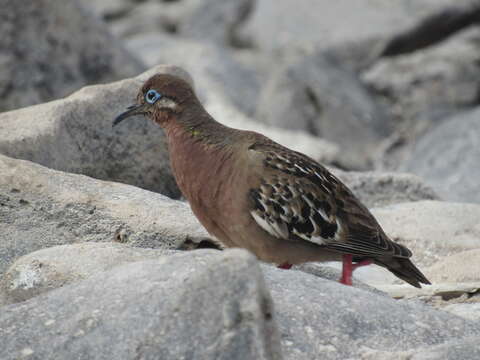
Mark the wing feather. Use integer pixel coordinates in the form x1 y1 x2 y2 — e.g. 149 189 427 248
248 141 411 259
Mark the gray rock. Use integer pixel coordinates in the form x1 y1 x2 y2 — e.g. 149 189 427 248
262 266 480 359
256 55 391 169
425 249 480 284
109 0 253 46
363 28 480 170
363 27 480 127
401 107 480 203
0 64 188 197
410 337 480 360
108 1 186 39
443 303 480 322
0 249 282 360
177 0 254 46
78 0 134 20
0 243 175 305
239 0 470 67
0 0 144 112
371 201 480 270
126 33 260 116
0 154 209 277
332 169 440 208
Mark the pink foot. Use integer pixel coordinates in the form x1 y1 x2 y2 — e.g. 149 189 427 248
339 255 372 286
278 262 293 270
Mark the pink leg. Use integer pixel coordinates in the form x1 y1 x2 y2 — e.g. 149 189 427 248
278 262 293 270
340 255 373 286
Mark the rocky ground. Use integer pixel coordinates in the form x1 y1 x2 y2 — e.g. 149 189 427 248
1 0 480 359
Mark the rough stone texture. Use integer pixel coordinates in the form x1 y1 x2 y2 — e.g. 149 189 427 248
107 0 253 47
401 107 480 203
363 27 480 130
256 55 391 169
262 265 480 360
425 249 480 284
0 65 187 197
331 169 440 208
371 201 480 269
0 0 144 112
177 0 254 46
0 243 175 305
410 337 480 360
78 0 134 20
239 0 473 66
364 28 480 171
0 154 209 277
444 303 480 322
0 250 282 360
126 33 260 115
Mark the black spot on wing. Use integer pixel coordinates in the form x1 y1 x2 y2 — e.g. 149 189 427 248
312 212 337 239
249 189 265 212
294 218 314 234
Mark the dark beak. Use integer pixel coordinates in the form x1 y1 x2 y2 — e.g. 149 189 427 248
113 103 148 127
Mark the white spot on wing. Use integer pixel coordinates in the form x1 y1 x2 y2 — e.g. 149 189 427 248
251 211 281 238
310 236 326 245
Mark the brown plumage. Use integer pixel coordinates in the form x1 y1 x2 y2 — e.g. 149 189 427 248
114 73 431 288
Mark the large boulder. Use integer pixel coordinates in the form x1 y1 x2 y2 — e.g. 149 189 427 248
0 154 209 277
401 107 480 203
0 0 144 112
2 248 479 359
262 265 480 359
103 0 254 47
239 0 475 67
363 27 480 170
256 55 391 169
0 65 187 197
0 243 175 305
0 250 282 360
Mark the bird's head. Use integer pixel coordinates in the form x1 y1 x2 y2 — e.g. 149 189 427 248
113 73 196 128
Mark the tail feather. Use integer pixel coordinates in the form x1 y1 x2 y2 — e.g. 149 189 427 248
376 258 431 288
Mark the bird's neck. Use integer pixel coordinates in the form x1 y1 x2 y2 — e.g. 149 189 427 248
163 109 238 202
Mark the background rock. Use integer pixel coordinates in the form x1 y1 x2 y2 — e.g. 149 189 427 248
0 0 144 112
0 64 186 197
126 34 261 115
0 154 209 277
401 107 480 203
238 0 473 66
372 201 480 269
256 55 391 169
424 249 480 284
103 0 254 47
0 243 175 305
332 169 440 208
0 250 282 360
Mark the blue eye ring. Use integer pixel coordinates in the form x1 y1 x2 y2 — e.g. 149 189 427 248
145 89 162 104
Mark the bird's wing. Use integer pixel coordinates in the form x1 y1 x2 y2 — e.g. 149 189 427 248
247 141 411 259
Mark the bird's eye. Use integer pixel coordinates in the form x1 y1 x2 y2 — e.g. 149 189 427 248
145 89 161 104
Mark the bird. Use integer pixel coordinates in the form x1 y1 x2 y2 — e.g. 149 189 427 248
114 73 431 288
